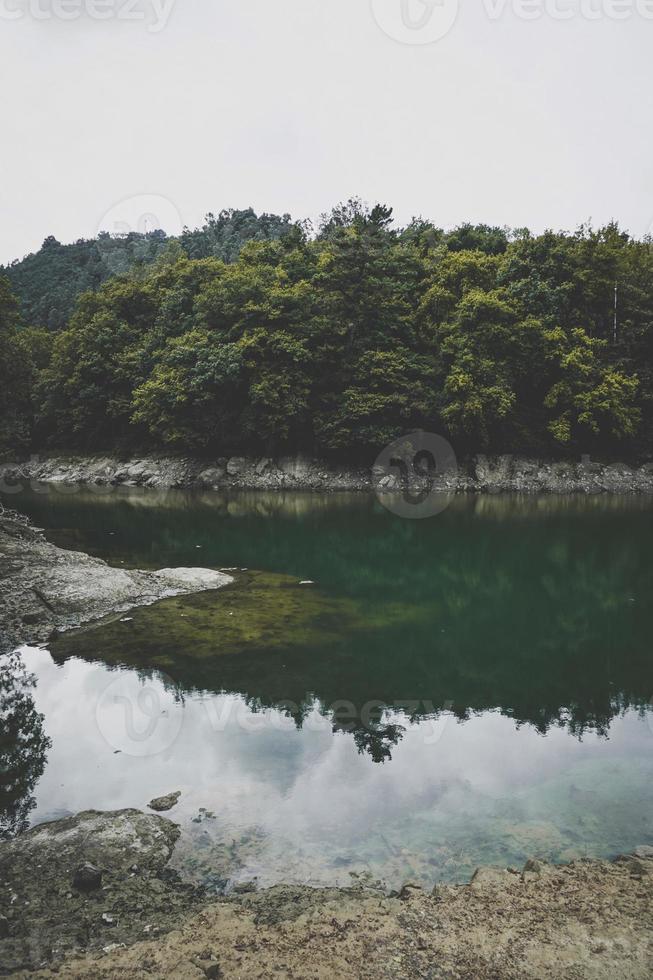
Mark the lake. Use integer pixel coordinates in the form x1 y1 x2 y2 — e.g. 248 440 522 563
4 487 653 892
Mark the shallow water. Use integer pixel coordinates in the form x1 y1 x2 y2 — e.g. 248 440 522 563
3 488 653 890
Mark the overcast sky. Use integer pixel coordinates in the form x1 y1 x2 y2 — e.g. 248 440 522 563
1 0 651 264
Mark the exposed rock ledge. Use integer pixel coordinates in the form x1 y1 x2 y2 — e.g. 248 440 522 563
1 809 652 979
0 510 233 652
1 452 653 494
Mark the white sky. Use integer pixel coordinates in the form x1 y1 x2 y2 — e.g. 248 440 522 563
1 0 651 264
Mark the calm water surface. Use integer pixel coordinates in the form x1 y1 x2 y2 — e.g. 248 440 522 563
4 488 653 891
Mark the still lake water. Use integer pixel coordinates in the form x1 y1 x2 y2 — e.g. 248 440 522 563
4 488 653 891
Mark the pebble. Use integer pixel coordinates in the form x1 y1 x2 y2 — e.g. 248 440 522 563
148 790 181 812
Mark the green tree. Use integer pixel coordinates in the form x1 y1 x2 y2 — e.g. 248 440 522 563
132 328 246 450
36 278 157 446
0 276 32 454
22 207 652 460
544 327 640 446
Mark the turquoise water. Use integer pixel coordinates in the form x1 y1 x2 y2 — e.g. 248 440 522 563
4 488 653 890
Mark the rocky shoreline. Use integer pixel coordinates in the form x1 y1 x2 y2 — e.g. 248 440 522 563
1 452 653 495
1 808 651 979
0 509 233 653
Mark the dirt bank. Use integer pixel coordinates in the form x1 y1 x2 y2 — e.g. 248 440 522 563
2 807 651 979
2 452 653 494
0 509 232 653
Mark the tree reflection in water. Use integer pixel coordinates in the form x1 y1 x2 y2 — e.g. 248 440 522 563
0 652 51 840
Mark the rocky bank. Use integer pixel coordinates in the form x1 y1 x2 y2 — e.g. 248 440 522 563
0 509 233 653
2 452 653 494
1 808 652 979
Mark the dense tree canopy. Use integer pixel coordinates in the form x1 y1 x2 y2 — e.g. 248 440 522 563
0 276 33 453
2 209 294 331
1 202 652 460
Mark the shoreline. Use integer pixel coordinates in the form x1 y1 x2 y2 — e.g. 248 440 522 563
1 808 651 978
0 509 233 654
2 452 653 495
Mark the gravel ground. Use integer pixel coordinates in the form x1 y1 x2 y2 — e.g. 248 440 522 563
6 841 652 979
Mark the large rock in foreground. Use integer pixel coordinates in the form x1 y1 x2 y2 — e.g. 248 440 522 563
0 809 203 974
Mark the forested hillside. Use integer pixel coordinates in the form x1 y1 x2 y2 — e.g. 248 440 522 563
2 201 652 461
2 209 293 331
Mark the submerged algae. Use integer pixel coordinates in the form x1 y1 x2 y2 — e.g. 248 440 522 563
51 570 364 667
